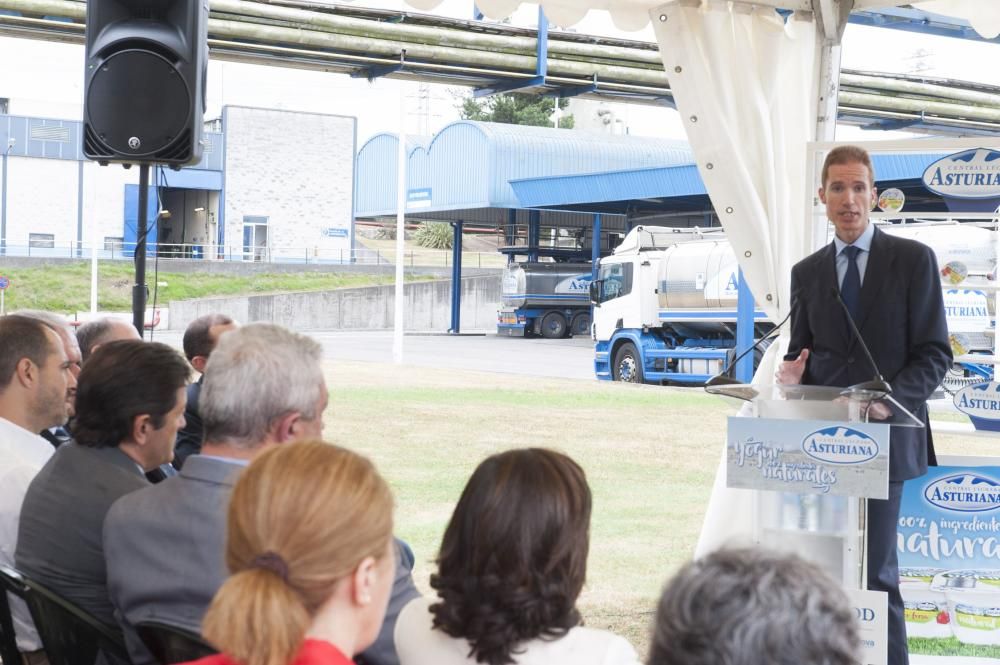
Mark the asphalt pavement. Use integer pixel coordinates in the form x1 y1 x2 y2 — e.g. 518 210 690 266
148 329 597 381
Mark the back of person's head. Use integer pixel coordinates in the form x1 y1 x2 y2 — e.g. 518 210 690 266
649 547 859 665
430 448 591 665
821 144 875 187
182 313 236 363
0 315 57 393
72 340 190 448
202 441 395 665
76 317 140 362
200 323 324 448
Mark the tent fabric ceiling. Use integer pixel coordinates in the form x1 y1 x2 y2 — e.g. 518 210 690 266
403 1 999 38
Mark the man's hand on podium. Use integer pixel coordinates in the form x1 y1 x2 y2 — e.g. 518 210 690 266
865 401 892 420
776 349 809 385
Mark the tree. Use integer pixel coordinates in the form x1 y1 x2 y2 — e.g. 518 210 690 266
460 94 574 129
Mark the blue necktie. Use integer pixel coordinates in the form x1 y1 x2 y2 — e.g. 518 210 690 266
840 245 862 322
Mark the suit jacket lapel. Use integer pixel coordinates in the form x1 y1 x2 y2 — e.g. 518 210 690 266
856 226 894 336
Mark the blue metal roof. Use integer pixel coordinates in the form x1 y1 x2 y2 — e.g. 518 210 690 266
354 120 692 217
509 152 950 211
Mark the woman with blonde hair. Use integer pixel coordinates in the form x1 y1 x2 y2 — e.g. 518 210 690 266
394 448 640 665
181 441 397 665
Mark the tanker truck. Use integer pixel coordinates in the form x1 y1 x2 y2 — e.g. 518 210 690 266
498 262 594 338
590 223 995 385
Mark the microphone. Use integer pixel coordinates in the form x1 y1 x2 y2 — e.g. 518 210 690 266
829 287 892 400
704 308 793 389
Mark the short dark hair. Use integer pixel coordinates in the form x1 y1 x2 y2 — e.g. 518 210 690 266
76 318 118 362
649 547 859 665
430 448 591 665
71 340 190 448
0 315 57 392
182 314 234 362
822 145 875 187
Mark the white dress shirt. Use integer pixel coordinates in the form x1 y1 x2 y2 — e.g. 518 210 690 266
395 597 642 665
0 416 55 651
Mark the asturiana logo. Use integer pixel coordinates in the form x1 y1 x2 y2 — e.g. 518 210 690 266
954 382 1000 420
925 474 1000 513
555 275 593 294
922 149 1000 200
801 427 879 465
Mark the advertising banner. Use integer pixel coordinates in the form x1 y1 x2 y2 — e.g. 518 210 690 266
726 417 890 499
900 464 1000 663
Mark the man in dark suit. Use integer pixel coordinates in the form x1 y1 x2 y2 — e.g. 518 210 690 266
779 145 952 665
103 324 420 665
173 313 237 469
16 340 190 630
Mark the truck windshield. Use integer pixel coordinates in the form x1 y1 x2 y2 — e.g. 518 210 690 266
598 263 633 302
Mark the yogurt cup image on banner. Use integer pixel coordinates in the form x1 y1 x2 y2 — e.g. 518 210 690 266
902 568 952 639
933 570 1000 645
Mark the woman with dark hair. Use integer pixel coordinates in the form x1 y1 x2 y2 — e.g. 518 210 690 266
394 448 640 665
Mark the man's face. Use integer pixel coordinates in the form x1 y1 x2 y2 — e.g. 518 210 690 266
59 331 82 417
819 161 877 245
143 386 188 469
32 329 76 429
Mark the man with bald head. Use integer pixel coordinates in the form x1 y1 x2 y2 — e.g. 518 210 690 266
0 315 77 659
76 316 141 362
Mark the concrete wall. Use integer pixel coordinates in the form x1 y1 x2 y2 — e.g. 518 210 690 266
169 274 501 332
222 106 355 260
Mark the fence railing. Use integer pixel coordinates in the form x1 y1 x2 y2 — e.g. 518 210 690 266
0 241 506 268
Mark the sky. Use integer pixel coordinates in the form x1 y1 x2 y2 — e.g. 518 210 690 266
1 1 998 145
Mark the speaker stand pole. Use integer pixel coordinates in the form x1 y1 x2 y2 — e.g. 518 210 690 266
132 164 150 337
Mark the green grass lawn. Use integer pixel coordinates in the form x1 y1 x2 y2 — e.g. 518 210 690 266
0 261 427 313
324 362 735 655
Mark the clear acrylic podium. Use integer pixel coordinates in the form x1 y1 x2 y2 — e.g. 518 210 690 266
705 382 923 590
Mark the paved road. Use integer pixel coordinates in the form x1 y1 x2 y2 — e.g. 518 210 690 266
149 329 597 381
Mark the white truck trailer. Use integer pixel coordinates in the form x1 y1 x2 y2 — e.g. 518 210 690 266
590 223 994 385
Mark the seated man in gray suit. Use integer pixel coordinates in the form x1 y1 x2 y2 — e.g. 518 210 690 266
16 340 190 630
103 324 420 665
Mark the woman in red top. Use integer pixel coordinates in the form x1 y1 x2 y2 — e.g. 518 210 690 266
182 441 398 665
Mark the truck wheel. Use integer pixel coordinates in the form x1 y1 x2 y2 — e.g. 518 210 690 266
540 312 567 339
613 342 644 383
570 312 591 337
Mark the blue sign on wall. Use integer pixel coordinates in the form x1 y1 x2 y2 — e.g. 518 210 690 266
322 228 349 238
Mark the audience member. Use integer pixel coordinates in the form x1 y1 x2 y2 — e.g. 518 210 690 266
15 310 82 447
0 315 75 658
103 323 419 665
181 441 397 665
16 340 190 630
394 448 640 665
76 316 140 362
173 313 238 469
648 547 859 665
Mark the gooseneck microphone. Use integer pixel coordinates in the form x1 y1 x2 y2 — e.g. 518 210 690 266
704 308 794 388
830 287 893 399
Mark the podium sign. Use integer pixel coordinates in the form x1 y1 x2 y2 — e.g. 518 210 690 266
727 417 891 500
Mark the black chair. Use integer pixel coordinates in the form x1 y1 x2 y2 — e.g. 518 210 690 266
0 564 129 665
136 621 216 664
0 565 25 665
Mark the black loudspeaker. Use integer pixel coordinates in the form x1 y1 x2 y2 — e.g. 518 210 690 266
83 0 208 166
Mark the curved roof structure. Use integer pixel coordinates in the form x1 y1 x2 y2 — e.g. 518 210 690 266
355 120 692 218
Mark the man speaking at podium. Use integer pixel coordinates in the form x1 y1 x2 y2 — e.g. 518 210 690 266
777 145 952 665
